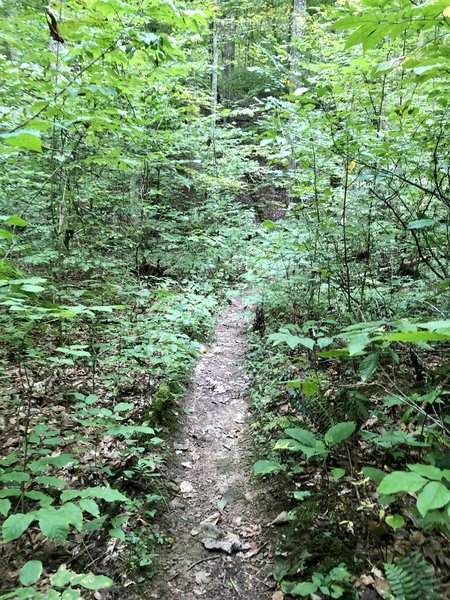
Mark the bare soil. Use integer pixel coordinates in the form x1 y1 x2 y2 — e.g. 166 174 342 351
147 295 276 600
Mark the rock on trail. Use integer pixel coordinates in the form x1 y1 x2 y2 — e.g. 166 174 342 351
148 295 275 600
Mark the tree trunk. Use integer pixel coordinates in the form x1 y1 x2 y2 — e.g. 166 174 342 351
290 0 306 83
210 14 219 171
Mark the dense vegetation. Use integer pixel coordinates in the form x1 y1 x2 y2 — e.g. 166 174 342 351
0 0 449 598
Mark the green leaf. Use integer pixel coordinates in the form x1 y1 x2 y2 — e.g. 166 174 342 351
0 228 15 239
362 467 385 484
109 527 126 540
385 331 450 343
2 512 36 542
290 581 318 596
293 491 312 501
331 468 346 481
377 471 427 495
282 379 320 397
79 499 100 518
37 504 83 543
408 464 442 480
253 460 284 475
324 422 356 447
114 402 134 412
0 130 42 152
284 428 318 447
347 333 370 356
360 352 379 381
21 284 45 293
268 332 315 350
71 573 113 590
34 475 67 488
407 219 436 229
4 215 29 227
274 439 306 452
0 471 30 483
61 486 128 503
0 499 11 517
19 560 43 586
417 482 450 517
38 508 70 543
51 565 75 588
385 514 405 530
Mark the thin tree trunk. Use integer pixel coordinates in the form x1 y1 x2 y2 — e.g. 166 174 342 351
211 14 219 171
290 0 306 84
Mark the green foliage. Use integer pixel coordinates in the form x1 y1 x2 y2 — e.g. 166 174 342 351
378 465 450 524
274 421 355 462
281 564 351 598
384 553 439 600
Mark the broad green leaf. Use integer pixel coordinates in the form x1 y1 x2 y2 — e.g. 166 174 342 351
417 482 450 517
0 499 11 517
109 527 126 540
362 467 385 484
4 215 29 227
385 331 450 343
324 422 356 447
253 460 284 475
408 464 442 480
34 475 67 488
2 512 36 542
285 428 318 447
0 228 15 239
385 514 405 530
0 471 30 483
347 333 370 356
61 589 82 599
19 560 43 586
407 219 436 229
71 573 113 590
268 332 315 350
38 508 70 543
331 468 346 481
21 284 45 293
377 471 427 495
360 352 379 381
274 438 305 452
79 499 100 518
61 486 128 503
114 402 134 412
25 491 54 506
290 581 318 596
0 130 42 152
293 491 312 501
51 565 75 588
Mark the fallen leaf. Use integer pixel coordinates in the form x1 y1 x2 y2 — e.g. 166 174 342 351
195 570 210 584
174 442 190 451
180 481 194 495
241 523 262 537
271 511 289 525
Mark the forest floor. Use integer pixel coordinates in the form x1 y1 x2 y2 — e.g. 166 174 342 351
146 294 277 600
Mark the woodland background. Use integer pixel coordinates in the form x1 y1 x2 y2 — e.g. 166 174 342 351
0 0 449 598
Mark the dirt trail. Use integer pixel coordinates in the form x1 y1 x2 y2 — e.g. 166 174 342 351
148 295 275 600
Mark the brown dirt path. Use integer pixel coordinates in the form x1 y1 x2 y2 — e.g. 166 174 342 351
147 295 276 600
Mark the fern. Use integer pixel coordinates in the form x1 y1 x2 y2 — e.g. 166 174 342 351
384 552 439 600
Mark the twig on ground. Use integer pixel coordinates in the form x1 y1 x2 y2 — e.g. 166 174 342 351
166 555 221 582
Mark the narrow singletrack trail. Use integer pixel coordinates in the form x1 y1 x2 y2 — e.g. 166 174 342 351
148 295 275 600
